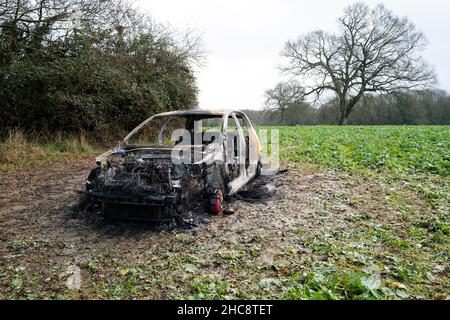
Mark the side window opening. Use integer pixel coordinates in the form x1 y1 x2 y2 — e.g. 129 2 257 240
236 115 251 168
237 116 249 136
198 117 223 145
226 115 241 179
227 116 239 157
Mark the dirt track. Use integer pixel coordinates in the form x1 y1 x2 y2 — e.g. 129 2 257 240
0 156 447 299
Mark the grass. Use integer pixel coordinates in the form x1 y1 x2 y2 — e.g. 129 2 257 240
0 129 99 173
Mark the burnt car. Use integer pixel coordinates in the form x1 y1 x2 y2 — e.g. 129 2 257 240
85 110 262 221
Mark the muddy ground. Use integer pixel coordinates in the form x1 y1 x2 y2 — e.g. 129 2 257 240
0 156 448 299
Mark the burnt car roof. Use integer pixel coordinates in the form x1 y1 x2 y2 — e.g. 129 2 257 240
151 109 229 117
123 109 251 146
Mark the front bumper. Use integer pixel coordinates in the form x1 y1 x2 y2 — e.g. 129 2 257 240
87 191 179 206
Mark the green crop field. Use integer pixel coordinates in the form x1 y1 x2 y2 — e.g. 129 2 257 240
275 126 449 226
252 125 449 299
264 125 450 177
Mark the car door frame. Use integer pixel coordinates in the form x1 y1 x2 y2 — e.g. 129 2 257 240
223 112 258 195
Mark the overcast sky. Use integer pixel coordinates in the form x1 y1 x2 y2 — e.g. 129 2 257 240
137 0 450 110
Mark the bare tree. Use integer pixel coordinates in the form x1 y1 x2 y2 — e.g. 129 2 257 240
281 2 436 125
264 80 304 124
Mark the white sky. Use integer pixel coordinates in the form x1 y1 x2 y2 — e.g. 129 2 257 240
137 0 450 110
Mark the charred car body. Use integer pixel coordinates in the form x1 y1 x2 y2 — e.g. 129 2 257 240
85 110 262 221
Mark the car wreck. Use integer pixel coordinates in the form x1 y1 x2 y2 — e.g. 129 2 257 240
85 110 262 222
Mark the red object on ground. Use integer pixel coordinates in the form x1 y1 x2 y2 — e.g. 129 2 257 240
212 190 223 215
214 197 221 214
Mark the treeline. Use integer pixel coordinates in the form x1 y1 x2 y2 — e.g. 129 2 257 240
0 0 201 140
244 90 450 126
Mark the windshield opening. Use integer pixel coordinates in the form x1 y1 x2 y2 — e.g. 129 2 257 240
125 115 224 147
